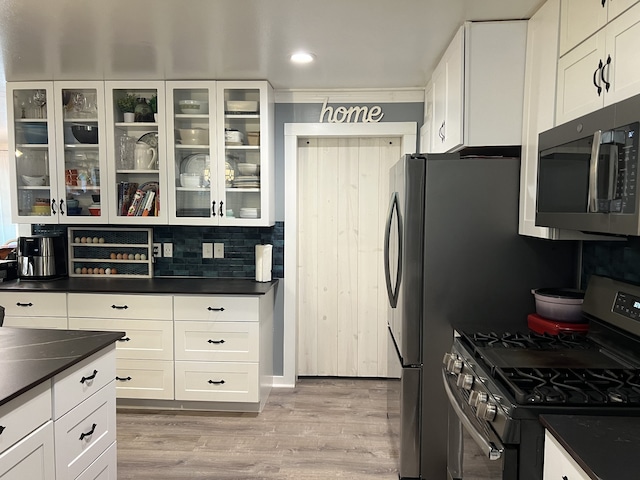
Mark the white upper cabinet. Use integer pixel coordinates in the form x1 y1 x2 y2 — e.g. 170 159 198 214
105 81 168 224
420 82 433 153
165 81 218 225
556 1 640 123
215 81 274 226
8 82 60 224
429 21 527 153
559 0 639 56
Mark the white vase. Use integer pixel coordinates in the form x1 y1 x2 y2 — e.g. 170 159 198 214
123 112 135 123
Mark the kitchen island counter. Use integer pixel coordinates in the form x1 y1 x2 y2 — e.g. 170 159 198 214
540 414 640 479
0 327 123 407
0 277 278 295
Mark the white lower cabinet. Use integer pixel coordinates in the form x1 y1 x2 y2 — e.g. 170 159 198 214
543 430 590 480
174 291 274 411
0 292 68 329
68 294 174 400
0 421 55 480
0 382 54 480
52 347 117 480
74 442 116 480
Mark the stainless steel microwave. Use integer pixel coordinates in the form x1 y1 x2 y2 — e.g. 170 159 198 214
536 94 640 236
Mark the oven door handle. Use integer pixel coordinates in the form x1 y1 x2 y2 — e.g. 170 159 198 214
442 371 504 461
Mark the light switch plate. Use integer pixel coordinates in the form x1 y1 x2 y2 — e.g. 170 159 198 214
214 243 224 258
202 243 213 258
153 243 162 258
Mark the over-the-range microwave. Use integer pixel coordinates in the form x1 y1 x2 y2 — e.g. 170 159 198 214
536 93 639 236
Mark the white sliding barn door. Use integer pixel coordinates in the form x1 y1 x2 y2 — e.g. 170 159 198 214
297 136 401 377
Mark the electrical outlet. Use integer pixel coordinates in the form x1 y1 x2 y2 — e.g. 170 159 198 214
202 242 213 259
153 243 162 258
163 243 173 258
214 243 224 258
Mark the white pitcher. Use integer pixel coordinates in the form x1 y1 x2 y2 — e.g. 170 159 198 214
134 142 157 170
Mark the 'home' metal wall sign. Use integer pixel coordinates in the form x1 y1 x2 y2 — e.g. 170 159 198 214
318 98 385 123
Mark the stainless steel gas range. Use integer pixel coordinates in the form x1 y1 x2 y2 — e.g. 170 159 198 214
443 275 640 480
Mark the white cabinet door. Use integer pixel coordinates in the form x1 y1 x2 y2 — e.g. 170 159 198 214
53 82 109 224
603 3 640 105
559 0 608 56
7 82 60 224
0 422 55 480
104 81 168 224
608 0 640 20
430 26 464 153
556 31 607 124
420 82 433 153
216 81 274 226
165 81 218 225
543 431 591 480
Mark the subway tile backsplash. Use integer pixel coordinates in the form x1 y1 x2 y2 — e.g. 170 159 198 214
33 222 284 279
581 238 640 287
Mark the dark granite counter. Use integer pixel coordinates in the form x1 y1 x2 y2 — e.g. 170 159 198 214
0 327 124 407
541 414 640 480
0 277 278 295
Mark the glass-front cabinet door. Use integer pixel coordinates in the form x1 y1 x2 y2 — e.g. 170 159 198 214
165 81 217 224
105 81 167 224
216 81 274 226
7 82 59 223
53 82 108 223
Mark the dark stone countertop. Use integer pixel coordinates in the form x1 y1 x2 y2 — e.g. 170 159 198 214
0 277 278 295
540 414 640 479
0 327 124 407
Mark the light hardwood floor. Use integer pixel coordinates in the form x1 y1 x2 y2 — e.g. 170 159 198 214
117 378 398 479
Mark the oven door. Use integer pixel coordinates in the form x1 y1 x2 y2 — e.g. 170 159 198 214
443 371 505 480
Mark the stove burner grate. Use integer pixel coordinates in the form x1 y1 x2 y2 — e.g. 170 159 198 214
497 368 640 405
470 332 592 350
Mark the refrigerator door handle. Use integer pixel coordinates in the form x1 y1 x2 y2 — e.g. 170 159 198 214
384 192 403 308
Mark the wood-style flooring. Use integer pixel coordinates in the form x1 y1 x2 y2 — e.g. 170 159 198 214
116 377 398 479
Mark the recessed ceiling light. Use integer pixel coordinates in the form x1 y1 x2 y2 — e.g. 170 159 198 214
290 52 315 64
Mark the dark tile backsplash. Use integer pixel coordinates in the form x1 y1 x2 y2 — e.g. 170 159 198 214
581 238 640 288
33 222 284 279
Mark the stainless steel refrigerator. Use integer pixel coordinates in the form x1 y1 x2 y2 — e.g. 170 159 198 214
384 153 578 479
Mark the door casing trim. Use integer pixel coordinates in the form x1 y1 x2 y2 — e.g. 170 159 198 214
279 122 416 387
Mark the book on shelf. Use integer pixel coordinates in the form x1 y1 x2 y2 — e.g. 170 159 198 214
141 190 156 216
119 182 139 216
126 189 145 216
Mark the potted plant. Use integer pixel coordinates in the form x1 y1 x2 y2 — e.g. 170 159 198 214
149 94 158 122
117 93 137 122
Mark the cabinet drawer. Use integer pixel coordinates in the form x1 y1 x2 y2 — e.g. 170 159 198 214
68 293 172 320
75 441 116 480
175 361 259 403
0 382 51 455
175 321 259 362
3 316 67 329
69 318 173 361
174 295 259 322
115 359 174 400
52 347 116 420
0 292 67 317
54 382 116 480
0 421 54 480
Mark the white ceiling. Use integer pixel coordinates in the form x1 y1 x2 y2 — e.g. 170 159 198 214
0 0 544 90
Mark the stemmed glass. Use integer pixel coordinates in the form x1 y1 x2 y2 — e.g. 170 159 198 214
32 90 46 119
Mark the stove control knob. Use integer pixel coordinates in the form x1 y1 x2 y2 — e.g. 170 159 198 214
477 402 497 422
442 354 463 374
456 373 474 390
468 391 488 407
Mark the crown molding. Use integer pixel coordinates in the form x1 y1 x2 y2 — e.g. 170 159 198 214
274 88 425 104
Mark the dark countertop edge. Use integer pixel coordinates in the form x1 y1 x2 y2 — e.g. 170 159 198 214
0 330 125 407
0 278 279 295
540 415 601 480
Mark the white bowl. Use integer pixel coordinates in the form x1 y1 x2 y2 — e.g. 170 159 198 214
237 163 258 175
178 100 208 114
180 173 201 188
178 128 209 145
21 174 46 186
225 100 258 113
